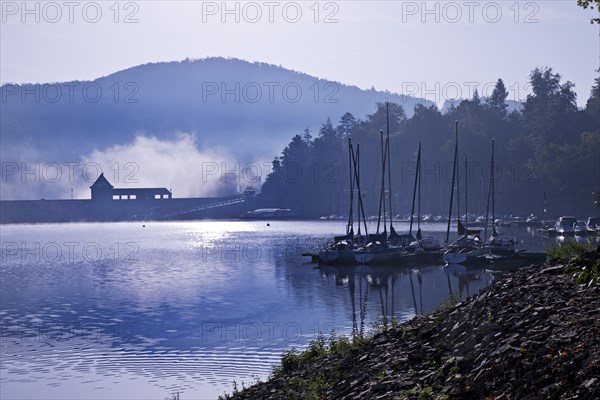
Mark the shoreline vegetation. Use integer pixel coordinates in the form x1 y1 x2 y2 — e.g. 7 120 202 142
213 242 599 400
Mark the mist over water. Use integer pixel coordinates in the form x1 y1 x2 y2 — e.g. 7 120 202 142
0 133 261 201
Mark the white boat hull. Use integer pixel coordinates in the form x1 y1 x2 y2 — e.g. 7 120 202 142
443 251 467 264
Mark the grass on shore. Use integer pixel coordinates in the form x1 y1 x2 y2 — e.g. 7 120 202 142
217 322 396 400
547 240 594 261
218 296 461 399
547 240 599 285
272 331 370 378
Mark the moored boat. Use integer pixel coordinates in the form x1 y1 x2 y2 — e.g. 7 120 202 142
555 216 577 235
574 221 589 236
442 122 482 265
355 108 404 264
311 138 367 264
353 238 404 264
586 216 600 235
443 234 483 264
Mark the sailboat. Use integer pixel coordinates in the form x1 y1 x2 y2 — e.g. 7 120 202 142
458 154 481 238
444 138 541 266
354 103 404 264
317 138 367 264
480 139 525 259
405 142 443 253
443 121 483 265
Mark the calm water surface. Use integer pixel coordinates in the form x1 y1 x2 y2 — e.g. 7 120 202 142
0 220 588 399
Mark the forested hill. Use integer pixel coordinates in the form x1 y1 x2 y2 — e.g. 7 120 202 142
262 68 600 218
0 57 432 164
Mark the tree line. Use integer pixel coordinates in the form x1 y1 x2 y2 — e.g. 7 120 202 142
261 67 600 219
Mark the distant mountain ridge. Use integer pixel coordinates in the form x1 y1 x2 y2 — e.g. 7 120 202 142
0 57 433 162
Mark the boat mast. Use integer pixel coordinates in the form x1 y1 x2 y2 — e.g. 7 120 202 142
353 144 369 237
356 144 361 236
409 142 421 236
376 129 387 236
464 154 468 230
417 145 422 236
347 138 354 236
446 121 459 243
484 139 497 241
383 136 388 236
484 140 492 243
491 139 496 237
386 102 395 236
456 138 461 231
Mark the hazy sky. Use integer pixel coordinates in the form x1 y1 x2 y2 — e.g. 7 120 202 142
1 1 599 107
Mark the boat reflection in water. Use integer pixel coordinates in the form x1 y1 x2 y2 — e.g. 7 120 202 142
317 262 495 333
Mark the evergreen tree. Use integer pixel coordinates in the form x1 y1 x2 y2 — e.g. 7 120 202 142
488 78 509 117
336 112 357 136
472 88 481 105
262 157 283 201
365 102 406 134
585 72 600 118
302 127 313 144
318 117 337 138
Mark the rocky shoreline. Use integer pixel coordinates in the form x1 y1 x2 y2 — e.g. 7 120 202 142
226 247 599 399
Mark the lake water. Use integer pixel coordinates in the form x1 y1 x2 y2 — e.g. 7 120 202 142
0 220 591 399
